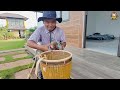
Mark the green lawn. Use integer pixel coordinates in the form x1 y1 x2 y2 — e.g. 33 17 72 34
0 39 26 51
0 63 33 79
0 39 34 79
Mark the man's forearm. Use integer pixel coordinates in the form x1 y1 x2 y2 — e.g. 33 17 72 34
27 40 48 52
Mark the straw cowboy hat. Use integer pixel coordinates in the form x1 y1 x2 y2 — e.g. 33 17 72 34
38 11 62 23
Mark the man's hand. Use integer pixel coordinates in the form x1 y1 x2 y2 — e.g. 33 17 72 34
49 41 66 50
49 42 59 50
27 40 66 52
61 42 66 50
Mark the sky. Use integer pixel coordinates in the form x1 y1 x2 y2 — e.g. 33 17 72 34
0 11 42 29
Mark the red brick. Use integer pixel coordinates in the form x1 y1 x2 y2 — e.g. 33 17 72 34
66 34 79 39
57 11 85 48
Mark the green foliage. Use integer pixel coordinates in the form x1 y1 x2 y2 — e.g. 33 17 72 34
0 26 14 40
25 26 37 40
0 26 7 40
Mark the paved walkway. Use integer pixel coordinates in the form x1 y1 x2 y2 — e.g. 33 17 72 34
0 48 36 79
15 68 37 79
0 59 33 70
12 54 28 59
0 50 26 57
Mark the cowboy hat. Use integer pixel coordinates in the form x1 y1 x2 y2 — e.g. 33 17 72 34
38 11 62 23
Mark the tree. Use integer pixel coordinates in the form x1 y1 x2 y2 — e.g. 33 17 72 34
0 26 14 40
0 26 7 40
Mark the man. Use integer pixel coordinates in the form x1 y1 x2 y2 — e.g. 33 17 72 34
27 11 66 79
27 11 66 52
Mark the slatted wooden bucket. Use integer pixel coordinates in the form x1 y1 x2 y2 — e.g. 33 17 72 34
39 50 72 79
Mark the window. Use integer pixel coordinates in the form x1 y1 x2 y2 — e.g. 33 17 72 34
56 11 70 22
7 18 24 29
56 11 61 18
61 11 70 22
36 12 44 27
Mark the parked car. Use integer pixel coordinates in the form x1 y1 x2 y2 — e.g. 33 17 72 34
86 33 115 40
103 34 115 39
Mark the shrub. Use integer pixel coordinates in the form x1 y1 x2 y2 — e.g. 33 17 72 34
0 26 15 40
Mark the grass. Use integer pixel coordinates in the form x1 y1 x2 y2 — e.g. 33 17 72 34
0 39 26 51
0 54 33 64
0 63 33 79
0 39 34 79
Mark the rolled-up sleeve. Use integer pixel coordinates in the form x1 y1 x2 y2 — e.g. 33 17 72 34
60 30 66 43
28 28 41 43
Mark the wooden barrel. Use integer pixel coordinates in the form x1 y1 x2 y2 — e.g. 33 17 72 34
39 50 72 79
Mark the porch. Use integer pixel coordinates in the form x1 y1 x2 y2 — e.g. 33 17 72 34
26 45 120 79
65 46 120 79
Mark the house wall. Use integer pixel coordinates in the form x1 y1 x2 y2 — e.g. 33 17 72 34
87 11 120 38
12 31 19 38
86 11 96 36
36 11 120 49
57 11 85 48
96 11 120 37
